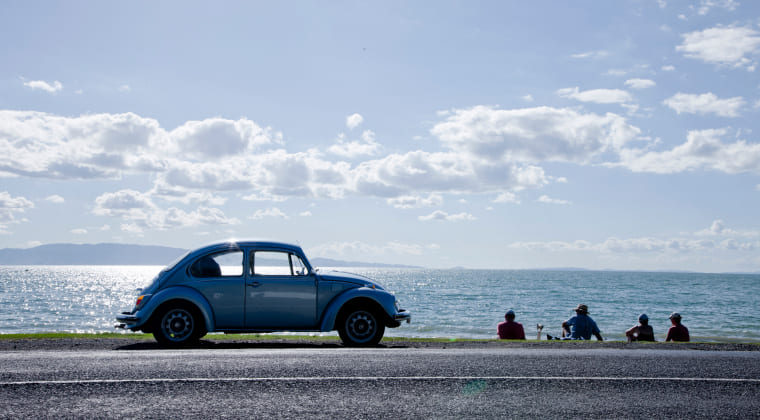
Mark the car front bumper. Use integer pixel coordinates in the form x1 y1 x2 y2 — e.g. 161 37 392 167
389 309 411 327
115 311 144 330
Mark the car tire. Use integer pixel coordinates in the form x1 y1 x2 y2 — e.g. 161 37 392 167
152 303 206 346
338 306 385 346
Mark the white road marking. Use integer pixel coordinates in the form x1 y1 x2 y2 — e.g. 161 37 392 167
1 376 759 386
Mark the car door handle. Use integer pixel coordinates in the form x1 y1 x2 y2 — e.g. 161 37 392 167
247 282 262 287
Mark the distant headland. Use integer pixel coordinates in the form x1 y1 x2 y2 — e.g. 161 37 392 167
0 243 420 268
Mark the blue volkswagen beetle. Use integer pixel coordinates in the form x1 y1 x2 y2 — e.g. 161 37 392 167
116 240 410 346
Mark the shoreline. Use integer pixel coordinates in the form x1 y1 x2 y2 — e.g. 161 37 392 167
1 333 758 351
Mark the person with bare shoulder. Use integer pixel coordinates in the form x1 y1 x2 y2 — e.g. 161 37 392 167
497 310 526 340
665 312 690 342
625 313 655 342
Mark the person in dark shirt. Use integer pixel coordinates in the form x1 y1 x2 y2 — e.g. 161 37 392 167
497 310 526 340
625 313 655 342
665 312 690 342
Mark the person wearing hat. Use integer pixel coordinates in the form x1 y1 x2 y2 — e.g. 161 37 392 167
559 304 603 340
665 312 690 342
497 309 526 340
625 314 655 342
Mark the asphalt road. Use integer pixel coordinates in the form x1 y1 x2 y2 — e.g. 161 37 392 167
1 346 759 419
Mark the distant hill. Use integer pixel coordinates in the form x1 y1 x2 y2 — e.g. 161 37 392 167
0 243 188 265
310 257 420 269
0 243 420 268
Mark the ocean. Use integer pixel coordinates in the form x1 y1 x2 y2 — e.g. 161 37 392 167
1 265 758 342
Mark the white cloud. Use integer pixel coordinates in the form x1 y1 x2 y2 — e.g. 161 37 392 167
118 84 131 92
661 65 676 71
93 189 239 232
624 78 656 89
309 240 435 259
70 228 88 235
45 195 65 204
430 105 641 165
571 50 608 59
663 92 745 117
418 210 476 222
493 192 520 204
346 113 364 130
537 195 571 205
617 128 760 174
387 193 443 209
605 69 628 77
676 26 760 70
0 191 34 233
695 219 760 237
0 107 648 218
249 207 289 220
599 237 714 253
0 111 163 179
299 211 312 217
328 130 380 158
23 80 63 93
521 94 534 102
150 182 227 206
557 87 633 104
94 189 153 213
696 0 739 15
165 117 282 161
509 235 752 254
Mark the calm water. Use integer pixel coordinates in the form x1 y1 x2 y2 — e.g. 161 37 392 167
1 266 758 342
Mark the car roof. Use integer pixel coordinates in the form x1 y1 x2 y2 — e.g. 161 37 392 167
193 239 305 254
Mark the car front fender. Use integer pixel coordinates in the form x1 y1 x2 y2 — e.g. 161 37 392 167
319 287 398 332
126 286 215 333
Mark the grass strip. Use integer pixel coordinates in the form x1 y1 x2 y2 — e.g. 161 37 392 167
0 332 494 343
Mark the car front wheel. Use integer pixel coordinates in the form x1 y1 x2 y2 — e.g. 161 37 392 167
152 304 205 346
338 307 385 346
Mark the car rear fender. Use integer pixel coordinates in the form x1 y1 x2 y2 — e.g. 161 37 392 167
319 287 396 331
137 286 215 333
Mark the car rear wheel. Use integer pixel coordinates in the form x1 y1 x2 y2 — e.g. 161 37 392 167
338 307 385 346
152 304 206 346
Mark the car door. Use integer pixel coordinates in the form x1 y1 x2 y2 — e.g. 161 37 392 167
245 250 317 329
186 250 246 328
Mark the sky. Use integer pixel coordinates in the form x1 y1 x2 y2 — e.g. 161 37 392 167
1 0 760 272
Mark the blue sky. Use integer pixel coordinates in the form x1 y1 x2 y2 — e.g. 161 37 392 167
1 0 760 272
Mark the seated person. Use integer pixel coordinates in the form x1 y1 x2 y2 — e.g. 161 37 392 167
497 310 526 340
548 304 603 340
625 313 655 342
665 312 690 342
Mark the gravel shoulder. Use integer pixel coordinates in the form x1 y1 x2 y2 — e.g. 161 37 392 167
1 336 758 351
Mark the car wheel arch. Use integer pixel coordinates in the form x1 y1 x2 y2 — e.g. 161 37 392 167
335 298 388 346
337 297 389 324
319 289 396 331
143 288 216 334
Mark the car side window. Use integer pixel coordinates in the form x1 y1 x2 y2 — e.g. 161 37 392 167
252 251 309 276
190 251 243 278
